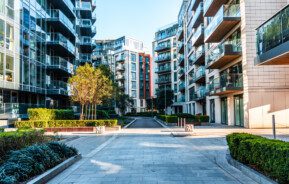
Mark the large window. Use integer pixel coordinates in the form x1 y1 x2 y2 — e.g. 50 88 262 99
0 0 4 15
0 52 3 80
5 55 13 82
130 53 136 62
131 63 136 71
6 23 14 51
6 0 14 19
0 19 4 47
131 72 136 80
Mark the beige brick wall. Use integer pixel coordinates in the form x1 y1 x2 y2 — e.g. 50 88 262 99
241 0 289 128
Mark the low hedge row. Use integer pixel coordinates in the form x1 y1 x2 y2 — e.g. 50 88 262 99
125 112 160 117
227 133 289 184
157 115 178 123
0 142 77 183
157 114 209 124
28 108 74 121
0 130 47 164
15 120 118 129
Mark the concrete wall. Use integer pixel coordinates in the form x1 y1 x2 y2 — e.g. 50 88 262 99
242 0 289 128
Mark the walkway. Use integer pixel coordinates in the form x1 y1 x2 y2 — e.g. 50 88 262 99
49 118 257 184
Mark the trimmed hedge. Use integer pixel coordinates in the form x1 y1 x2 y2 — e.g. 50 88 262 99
28 108 74 121
227 133 289 184
157 115 178 123
15 120 118 129
0 130 47 164
0 142 77 183
125 112 160 117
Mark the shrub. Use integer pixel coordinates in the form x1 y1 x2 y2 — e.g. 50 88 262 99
157 115 178 123
227 133 289 184
126 112 160 117
0 142 77 183
96 110 110 119
0 130 47 164
15 120 118 129
28 108 74 121
0 128 4 133
197 115 209 123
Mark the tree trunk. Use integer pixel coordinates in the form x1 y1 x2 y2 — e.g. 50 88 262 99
80 104 84 120
95 104 97 120
88 103 91 120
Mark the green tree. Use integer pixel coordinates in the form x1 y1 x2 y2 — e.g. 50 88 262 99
156 89 174 112
116 93 134 115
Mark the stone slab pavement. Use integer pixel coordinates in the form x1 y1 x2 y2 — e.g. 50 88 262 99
49 118 260 184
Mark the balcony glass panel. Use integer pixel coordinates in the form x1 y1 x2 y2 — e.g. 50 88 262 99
208 73 243 92
80 19 92 27
46 56 74 73
195 66 205 80
155 41 171 51
76 1 92 10
205 4 240 40
204 0 213 14
191 24 204 46
190 3 203 28
47 33 75 54
49 9 75 34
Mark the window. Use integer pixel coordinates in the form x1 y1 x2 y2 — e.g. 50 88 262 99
6 0 14 19
0 52 3 80
131 72 136 80
0 19 4 47
130 53 136 62
6 23 14 50
132 90 136 98
132 81 136 89
5 55 13 82
131 63 136 71
0 0 4 15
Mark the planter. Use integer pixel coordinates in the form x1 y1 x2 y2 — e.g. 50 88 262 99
95 126 105 134
185 124 194 132
45 127 94 132
105 126 121 132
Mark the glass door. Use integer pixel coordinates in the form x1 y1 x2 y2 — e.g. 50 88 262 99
234 95 244 127
210 99 215 123
221 98 228 125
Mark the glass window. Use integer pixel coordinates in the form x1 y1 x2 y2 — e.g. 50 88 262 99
0 52 3 80
132 90 136 98
131 63 136 71
0 0 4 15
132 81 136 89
131 72 136 80
6 23 14 51
131 53 136 62
0 19 4 47
5 55 13 82
6 0 14 19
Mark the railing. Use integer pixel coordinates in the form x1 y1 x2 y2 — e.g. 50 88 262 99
0 103 45 117
191 24 204 46
206 39 241 66
177 42 184 51
178 55 184 65
179 82 185 91
155 54 171 62
47 80 69 95
208 73 243 92
256 5 289 56
155 42 171 51
116 65 125 71
80 36 92 45
190 2 203 27
204 0 214 15
63 0 75 14
116 56 126 62
76 1 92 10
205 4 240 39
194 66 206 81
116 75 125 80
176 26 184 38
155 66 171 73
47 33 75 54
79 54 91 61
155 78 171 84
46 56 74 74
178 95 185 102
79 19 92 27
48 9 75 35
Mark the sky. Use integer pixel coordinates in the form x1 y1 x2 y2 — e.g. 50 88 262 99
95 0 183 54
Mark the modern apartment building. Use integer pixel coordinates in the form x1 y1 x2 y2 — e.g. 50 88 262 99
93 36 152 113
153 23 178 114
170 0 289 128
0 0 96 124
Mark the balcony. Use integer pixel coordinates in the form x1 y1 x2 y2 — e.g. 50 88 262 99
79 54 92 63
178 68 185 79
178 55 185 66
78 19 93 35
177 95 186 103
46 56 74 75
46 33 75 57
47 80 69 96
192 86 206 101
0 103 45 119
191 24 204 47
256 5 289 65
177 26 184 41
204 0 229 17
47 9 76 40
116 75 125 81
192 45 205 65
177 42 184 54
76 1 92 15
116 56 126 63
190 2 204 29
49 0 75 18
155 66 171 74
179 82 185 92
206 41 242 69
155 54 171 63
155 78 171 84
194 66 206 83
116 65 125 71
155 42 171 52
207 73 243 96
205 4 241 43
79 36 94 52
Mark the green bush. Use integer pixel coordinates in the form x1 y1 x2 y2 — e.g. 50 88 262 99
15 120 118 129
96 110 110 119
28 108 74 121
157 115 178 123
0 130 47 164
125 112 160 117
0 128 4 133
227 133 289 184
0 142 77 183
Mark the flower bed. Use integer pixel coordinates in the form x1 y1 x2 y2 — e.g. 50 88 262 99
0 142 77 183
227 133 289 184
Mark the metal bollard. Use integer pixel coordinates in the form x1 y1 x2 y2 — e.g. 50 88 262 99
272 115 276 139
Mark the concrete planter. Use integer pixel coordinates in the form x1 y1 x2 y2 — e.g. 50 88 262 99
105 126 121 132
95 126 105 134
45 127 94 132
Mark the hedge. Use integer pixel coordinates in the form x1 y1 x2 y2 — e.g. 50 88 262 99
28 108 74 121
0 130 47 164
0 142 77 183
227 133 289 184
125 112 160 117
157 115 178 123
15 120 118 129
157 114 209 124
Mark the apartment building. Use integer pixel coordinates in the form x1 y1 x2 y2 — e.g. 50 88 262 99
0 0 96 124
171 0 289 128
153 23 178 114
93 36 152 113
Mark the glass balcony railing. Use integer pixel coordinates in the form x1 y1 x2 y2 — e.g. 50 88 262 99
116 65 125 71
207 73 243 94
0 103 45 118
46 56 74 74
79 19 92 27
178 95 185 102
176 26 184 40
190 2 203 28
191 24 204 47
48 9 75 35
47 80 69 95
155 66 171 73
155 42 171 52
76 1 92 11
179 82 185 91
63 0 75 14
155 54 171 63
46 33 75 54
194 66 206 81
192 86 207 101
178 55 184 66
256 5 289 64
155 78 171 84
116 56 126 62
206 39 242 67
79 54 91 61
205 4 240 41
204 0 214 15
80 36 92 45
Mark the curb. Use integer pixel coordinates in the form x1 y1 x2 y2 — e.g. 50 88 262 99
226 154 277 184
59 136 80 144
27 154 82 184
123 118 137 129
153 118 168 128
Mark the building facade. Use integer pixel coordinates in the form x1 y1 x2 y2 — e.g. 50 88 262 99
153 23 178 114
0 0 96 123
93 36 152 113
166 0 289 128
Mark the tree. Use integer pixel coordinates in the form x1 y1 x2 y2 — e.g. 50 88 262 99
155 89 174 112
68 63 113 120
116 93 134 115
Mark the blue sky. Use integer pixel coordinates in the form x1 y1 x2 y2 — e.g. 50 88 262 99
95 0 183 54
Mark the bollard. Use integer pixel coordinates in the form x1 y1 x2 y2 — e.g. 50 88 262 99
272 115 276 139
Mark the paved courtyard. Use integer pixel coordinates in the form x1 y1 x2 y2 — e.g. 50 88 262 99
49 118 261 184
